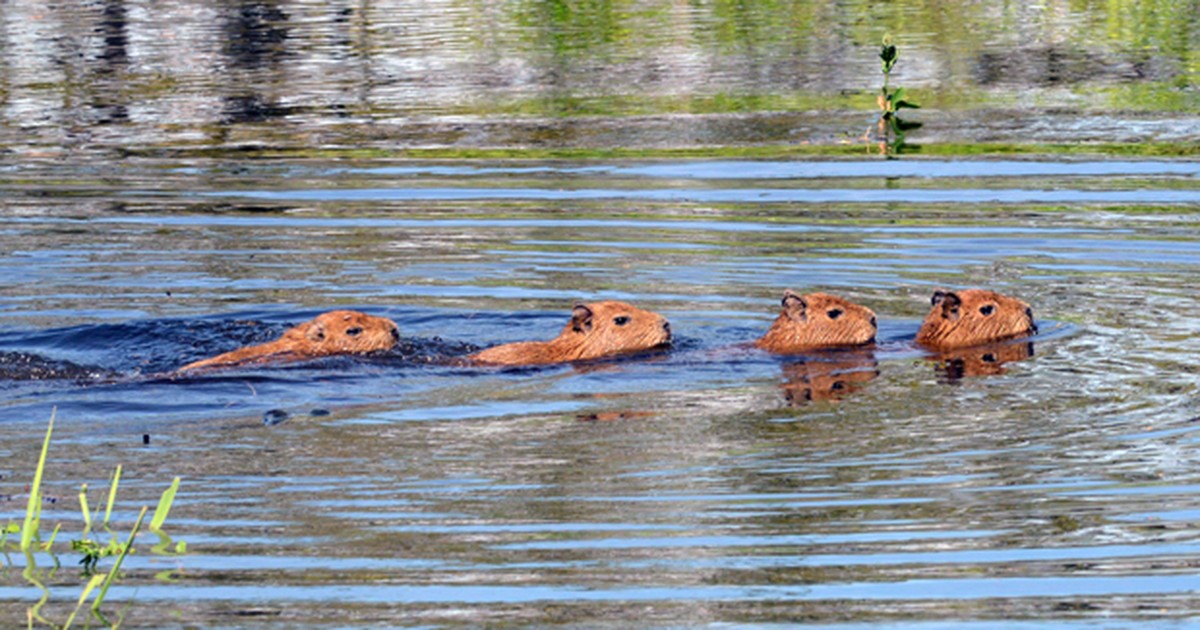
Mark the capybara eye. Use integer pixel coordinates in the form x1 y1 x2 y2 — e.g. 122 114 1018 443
1025 307 1033 319
831 381 846 391
982 353 997 363
346 327 363 337
869 316 878 329
979 305 995 316
613 316 630 326
827 309 843 320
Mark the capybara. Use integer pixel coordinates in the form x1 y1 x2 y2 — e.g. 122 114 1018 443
932 340 1035 381
470 301 671 366
915 289 1036 349
179 310 400 372
754 291 877 353
780 352 879 405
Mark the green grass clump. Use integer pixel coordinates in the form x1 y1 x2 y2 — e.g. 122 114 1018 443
1 411 185 628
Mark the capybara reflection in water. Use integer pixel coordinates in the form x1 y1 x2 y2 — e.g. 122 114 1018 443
469 301 671 366
780 352 880 405
916 289 1037 349
932 341 1035 381
179 310 400 372
754 291 877 353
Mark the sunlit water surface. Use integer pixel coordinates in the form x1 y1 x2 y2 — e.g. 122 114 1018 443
1 158 1199 626
2 0 1200 625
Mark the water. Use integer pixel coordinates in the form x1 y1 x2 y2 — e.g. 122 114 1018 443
1 0 1197 154
3 0 1200 627
2 157 1198 626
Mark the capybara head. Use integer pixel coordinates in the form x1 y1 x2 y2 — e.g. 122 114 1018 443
179 309 400 372
468 300 672 366
553 300 672 362
915 289 1036 349
754 291 877 353
281 310 400 356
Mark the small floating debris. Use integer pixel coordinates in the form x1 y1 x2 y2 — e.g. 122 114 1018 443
309 409 330 417
263 409 290 426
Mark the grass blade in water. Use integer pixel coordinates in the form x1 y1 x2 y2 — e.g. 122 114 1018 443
63 574 105 630
103 465 121 529
20 410 55 552
149 477 180 532
92 505 147 616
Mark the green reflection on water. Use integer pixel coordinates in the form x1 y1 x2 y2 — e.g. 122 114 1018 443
123 141 1200 161
1 0 1196 156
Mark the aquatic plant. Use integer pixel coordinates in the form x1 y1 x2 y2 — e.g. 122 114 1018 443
1 411 185 628
869 34 922 156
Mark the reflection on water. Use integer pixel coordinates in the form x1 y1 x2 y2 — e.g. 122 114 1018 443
0 0 1196 154
779 350 880 405
931 340 1036 382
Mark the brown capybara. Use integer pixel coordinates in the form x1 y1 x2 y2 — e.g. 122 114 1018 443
179 310 400 372
780 352 879 405
470 301 671 366
932 340 1035 381
916 289 1036 349
754 291 877 353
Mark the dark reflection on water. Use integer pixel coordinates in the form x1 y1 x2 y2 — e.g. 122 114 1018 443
931 340 1035 383
778 349 880 406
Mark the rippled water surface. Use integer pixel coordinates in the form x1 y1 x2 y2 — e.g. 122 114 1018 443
2 157 1199 626
2 0 1200 627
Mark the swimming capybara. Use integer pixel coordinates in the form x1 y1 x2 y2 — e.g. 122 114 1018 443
178 310 400 372
915 289 1037 349
754 291 877 353
469 301 671 366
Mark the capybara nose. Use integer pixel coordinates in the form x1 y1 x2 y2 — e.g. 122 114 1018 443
391 326 401 341
662 320 671 337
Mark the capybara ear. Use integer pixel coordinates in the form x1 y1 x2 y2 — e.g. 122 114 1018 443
304 321 327 342
571 303 595 333
781 290 808 322
931 290 962 320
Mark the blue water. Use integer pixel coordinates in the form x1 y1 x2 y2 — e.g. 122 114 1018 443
2 158 1199 626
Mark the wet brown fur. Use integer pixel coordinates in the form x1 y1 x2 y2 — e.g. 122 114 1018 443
470 301 671 366
754 291 877 353
916 289 1036 349
179 310 400 372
